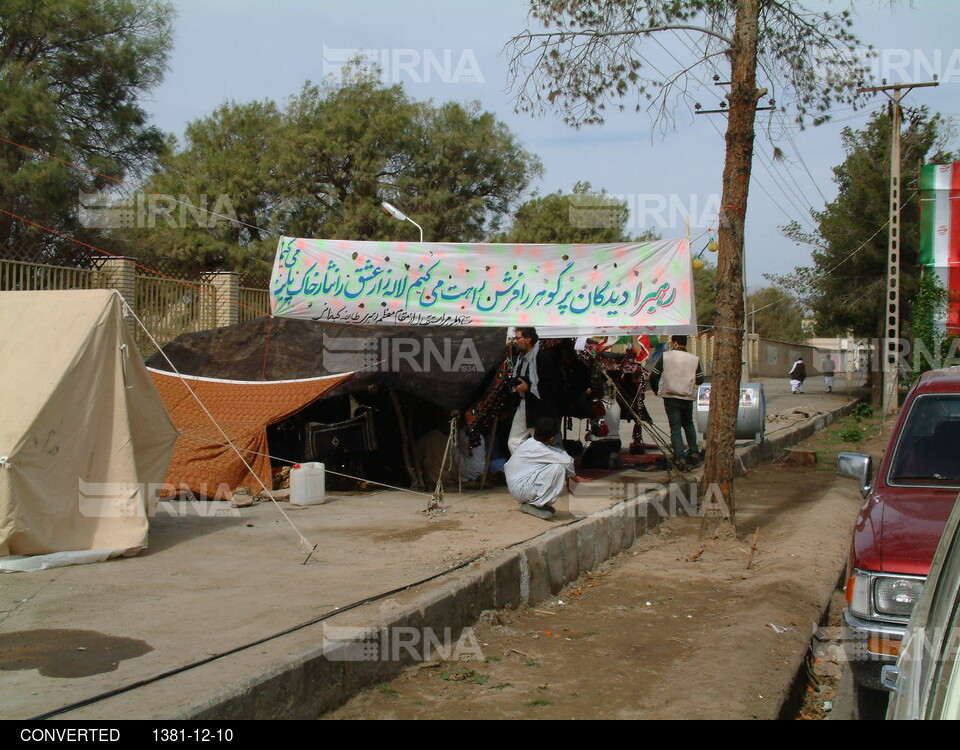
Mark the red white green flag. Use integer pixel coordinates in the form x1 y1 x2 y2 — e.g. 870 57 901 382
920 162 960 333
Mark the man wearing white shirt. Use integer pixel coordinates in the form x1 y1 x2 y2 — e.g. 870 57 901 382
504 417 574 520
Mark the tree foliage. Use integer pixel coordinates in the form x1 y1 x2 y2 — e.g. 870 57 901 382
692 259 717 330
909 271 958 379
0 0 173 257
773 108 955 339
499 181 655 243
693 266 805 342
124 68 542 274
507 0 870 129
746 285 806 343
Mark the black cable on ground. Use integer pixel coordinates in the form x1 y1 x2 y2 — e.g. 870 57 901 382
29 553 486 720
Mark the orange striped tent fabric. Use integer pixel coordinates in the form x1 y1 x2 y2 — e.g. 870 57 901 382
149 369 351 497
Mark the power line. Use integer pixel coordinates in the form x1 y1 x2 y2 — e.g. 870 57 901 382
672 30 819 229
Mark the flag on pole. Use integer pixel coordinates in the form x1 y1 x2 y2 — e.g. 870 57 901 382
920 162 960 334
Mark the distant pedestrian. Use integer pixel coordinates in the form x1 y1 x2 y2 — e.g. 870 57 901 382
821 353 836 393
789 356 806 394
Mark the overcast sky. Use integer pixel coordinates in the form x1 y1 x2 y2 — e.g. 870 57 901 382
143 0 960 288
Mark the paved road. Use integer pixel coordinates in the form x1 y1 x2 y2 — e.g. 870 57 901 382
591 375 865 454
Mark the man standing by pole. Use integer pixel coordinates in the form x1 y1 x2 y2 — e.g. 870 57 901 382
650 335 704 470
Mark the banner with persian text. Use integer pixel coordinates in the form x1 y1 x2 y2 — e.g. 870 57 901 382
270 236 694 335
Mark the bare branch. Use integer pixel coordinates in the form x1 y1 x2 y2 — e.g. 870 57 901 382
508 23 734 47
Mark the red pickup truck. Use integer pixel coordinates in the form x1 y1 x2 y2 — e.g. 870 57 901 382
838 366 960 719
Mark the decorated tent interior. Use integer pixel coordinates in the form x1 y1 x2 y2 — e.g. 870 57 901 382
147 319 513 493
147 318 658 495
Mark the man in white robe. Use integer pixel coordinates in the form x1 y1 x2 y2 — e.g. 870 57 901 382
504 417 574 519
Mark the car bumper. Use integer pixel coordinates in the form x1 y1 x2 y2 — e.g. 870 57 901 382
842 608 906 690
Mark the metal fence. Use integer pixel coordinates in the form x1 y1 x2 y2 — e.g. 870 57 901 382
1 256 274 358
238 286 271 323
134 273 217 358
0 259 104 293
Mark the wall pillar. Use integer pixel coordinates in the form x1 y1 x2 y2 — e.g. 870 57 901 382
209 271 239 328
98 256 138 333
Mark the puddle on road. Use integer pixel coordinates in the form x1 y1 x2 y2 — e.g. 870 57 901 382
0 629 153 678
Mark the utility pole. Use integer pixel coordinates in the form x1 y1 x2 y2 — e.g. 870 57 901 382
857 80 938 414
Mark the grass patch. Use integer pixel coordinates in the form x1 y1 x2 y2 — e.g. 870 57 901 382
439 668 476 681
376 683 401 697
527 699 552 707
524 659 542 668
439 667 489 685
837 424 865 444
815 412 883 447
788 407 888 469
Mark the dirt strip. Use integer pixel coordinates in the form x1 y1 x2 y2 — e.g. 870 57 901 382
324 455 865 719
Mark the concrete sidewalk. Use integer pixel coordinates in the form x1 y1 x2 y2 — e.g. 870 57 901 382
0 378 862 720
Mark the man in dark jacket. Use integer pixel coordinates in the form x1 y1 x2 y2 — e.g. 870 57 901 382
789 356 807 394
508 327 560 454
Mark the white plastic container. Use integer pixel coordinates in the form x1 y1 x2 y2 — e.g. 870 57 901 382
290 462 326 505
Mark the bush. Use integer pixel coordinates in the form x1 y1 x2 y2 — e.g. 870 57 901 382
839 425 865 444
851 403 874 422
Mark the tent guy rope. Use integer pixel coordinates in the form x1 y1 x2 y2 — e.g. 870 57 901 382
122 299 319 561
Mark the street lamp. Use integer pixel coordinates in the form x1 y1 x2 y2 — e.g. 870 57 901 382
380 201 424 243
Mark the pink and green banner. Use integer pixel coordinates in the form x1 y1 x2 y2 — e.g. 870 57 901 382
920 162 960 333
269 236 694 335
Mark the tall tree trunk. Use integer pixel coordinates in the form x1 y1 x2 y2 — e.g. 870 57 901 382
700 0 761 530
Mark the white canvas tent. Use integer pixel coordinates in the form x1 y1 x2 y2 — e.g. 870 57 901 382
0 290 178 562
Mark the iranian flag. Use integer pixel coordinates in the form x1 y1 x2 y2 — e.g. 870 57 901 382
920 162 960 334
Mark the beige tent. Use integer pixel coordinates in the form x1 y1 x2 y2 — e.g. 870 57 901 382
0 290 178 558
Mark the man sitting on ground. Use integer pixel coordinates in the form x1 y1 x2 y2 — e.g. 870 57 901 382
504 417 574 520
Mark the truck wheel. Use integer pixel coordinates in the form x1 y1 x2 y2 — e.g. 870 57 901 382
855 683 889 720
